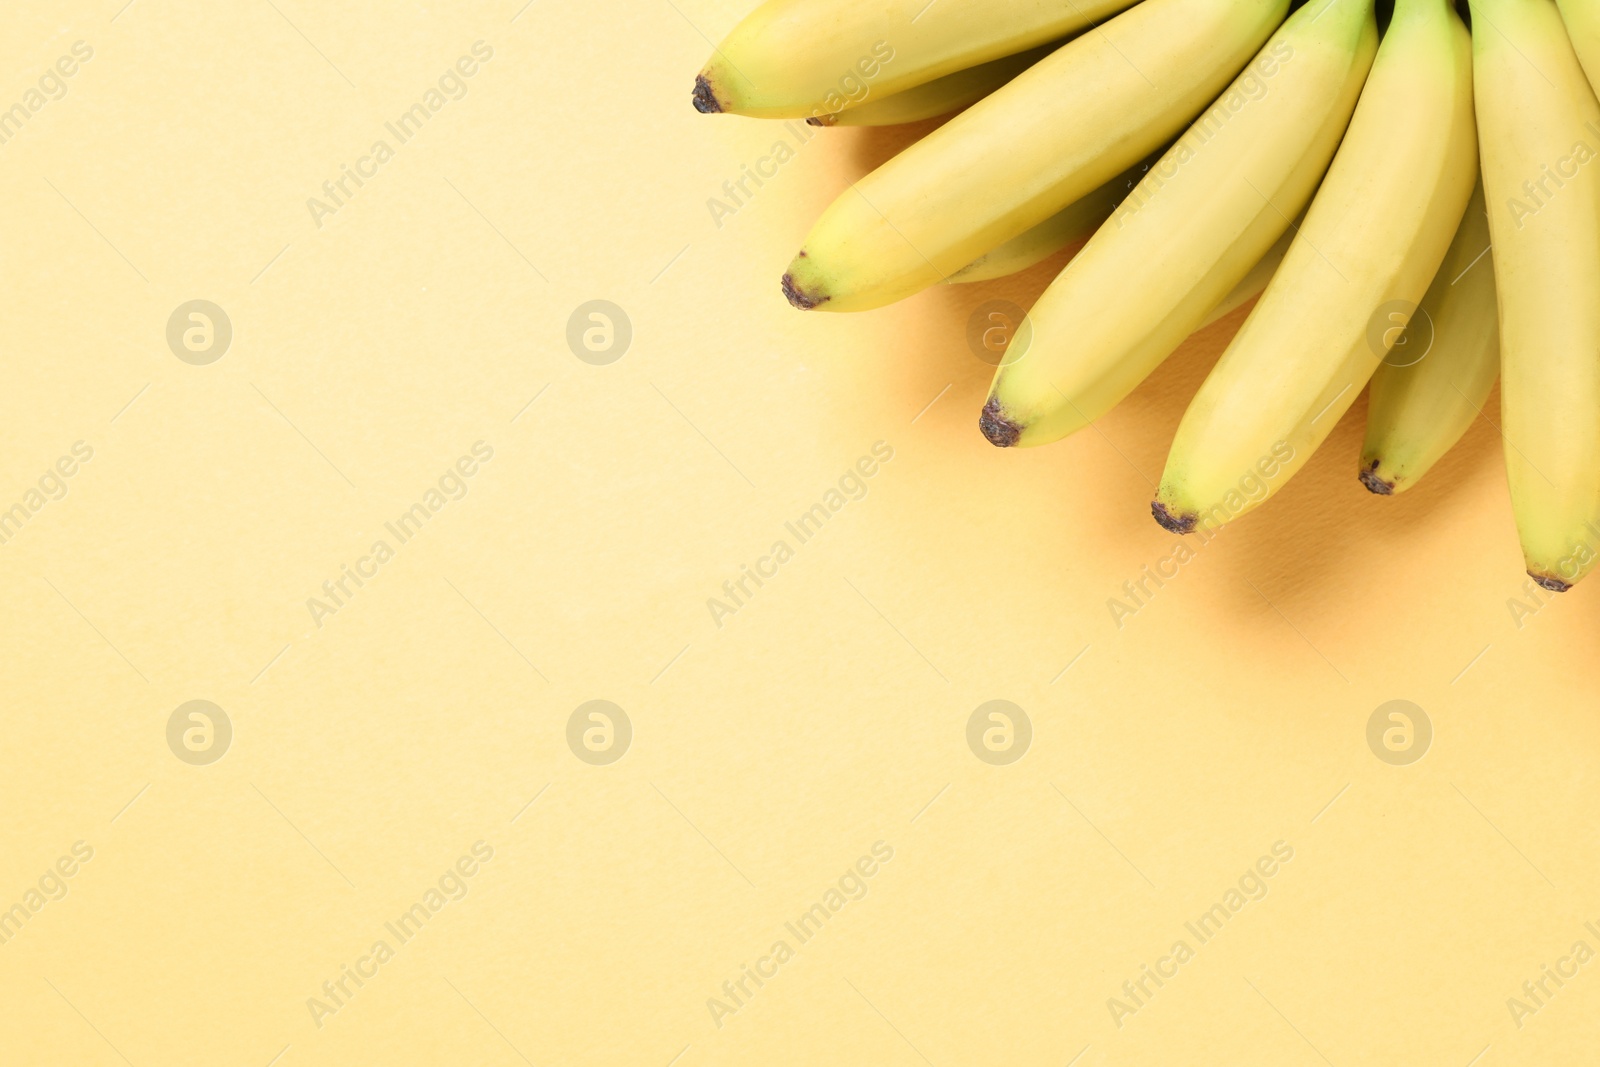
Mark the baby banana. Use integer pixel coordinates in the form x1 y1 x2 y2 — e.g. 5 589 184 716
693 0 1137 119
781 0 1289 312
1472 0 1600 590
1154 0 1476 534
1360 179 1498 496
982 0 1375 447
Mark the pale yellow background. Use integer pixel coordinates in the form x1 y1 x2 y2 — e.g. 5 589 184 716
1 1 1596 1064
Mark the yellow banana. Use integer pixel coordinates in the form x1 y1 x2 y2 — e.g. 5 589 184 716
1152 0 1476 535
810 43 1057 128
953 191 1292 309
1199 228 1292 329
945 161 1146 284
1360 179 1498 496
1472 0 1600 591
1557 0 1600 97
780 0 1289 312
981 0 1373 447
692 0 1138 119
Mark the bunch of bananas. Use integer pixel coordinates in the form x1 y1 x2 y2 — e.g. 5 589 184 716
692 0 1600 593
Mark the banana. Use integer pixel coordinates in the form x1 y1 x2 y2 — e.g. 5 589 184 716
1557 0 1600 97
981 0 1374 447
780 0 1290 313
945 161 1147 284
810 43 1057 128
1152 0 1476 535
951 174 1292 305
1360 179 1498 496
1198 228 1292 328
692 0 1139 119
1472 0 1600 591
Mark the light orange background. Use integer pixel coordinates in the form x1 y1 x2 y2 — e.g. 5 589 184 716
2 1 1598 1064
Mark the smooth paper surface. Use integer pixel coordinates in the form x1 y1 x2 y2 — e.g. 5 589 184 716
1 2 1596 1064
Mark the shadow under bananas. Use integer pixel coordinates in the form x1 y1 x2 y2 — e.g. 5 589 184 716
843 114 952 172
817 122 1575 653
1005 276 1508 613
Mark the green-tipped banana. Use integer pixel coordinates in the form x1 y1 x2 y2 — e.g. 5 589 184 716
1473 0 1600 591
692 0 1138 119
810 43 1058 128
1153 0 1476 534
945 161 1147 284
981 0 1372 447
1360 179 1498 496
781 0 1290 313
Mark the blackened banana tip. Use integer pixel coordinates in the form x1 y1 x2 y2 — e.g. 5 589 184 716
692 75 722 114
1151 500 1197 535
979 397 1021 447
781 272 827 309
1359 461 1395 496
1529 570 1573 593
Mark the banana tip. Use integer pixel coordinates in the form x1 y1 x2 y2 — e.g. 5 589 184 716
807 114 837 127
979 398 1021 447
1151 500 1197 535
1528 570 1573 593
781 269 828 310
1359 461 1395 496
691 74 722 114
